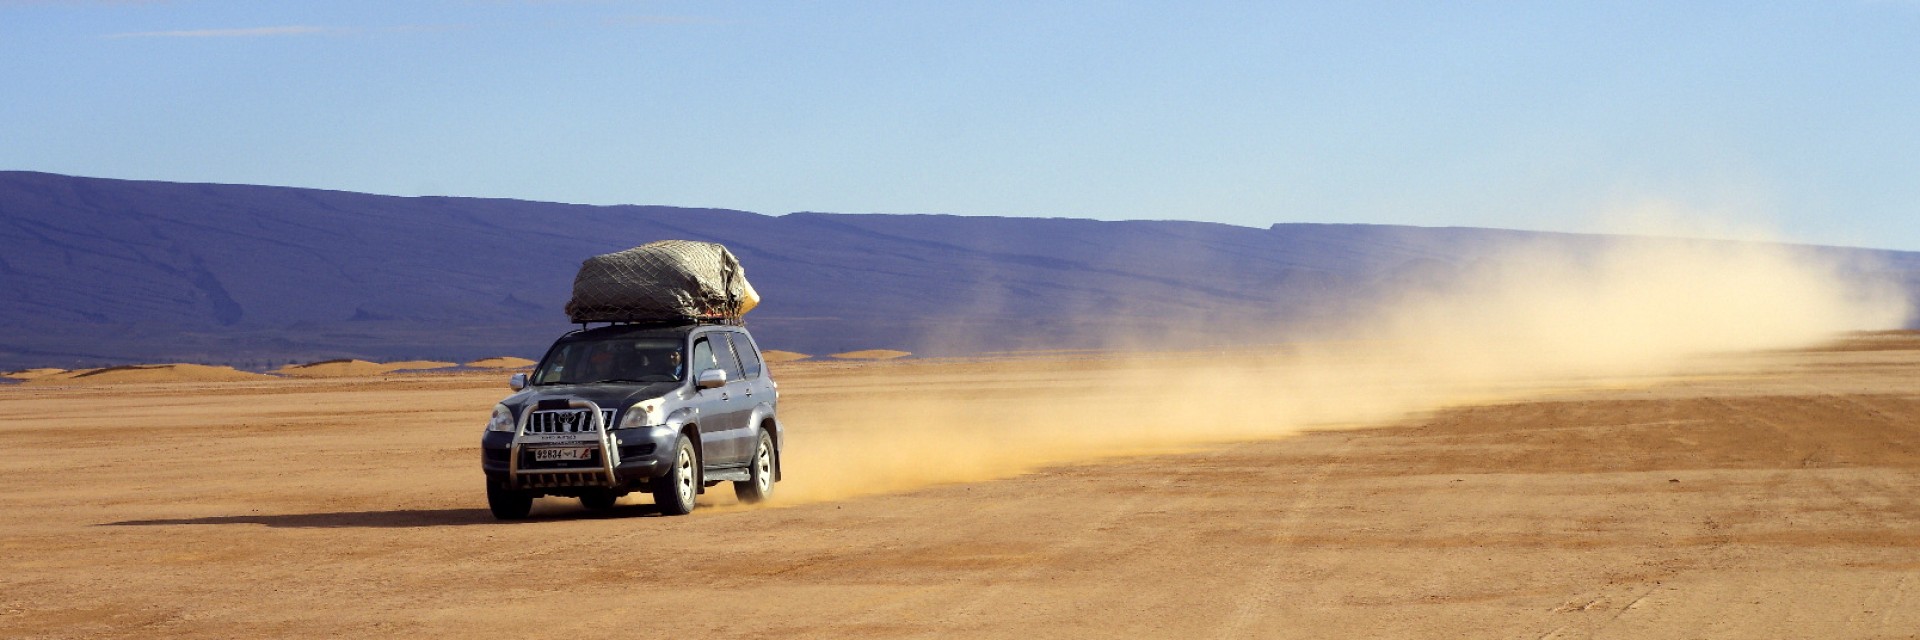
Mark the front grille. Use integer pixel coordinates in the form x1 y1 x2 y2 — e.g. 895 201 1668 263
519 472 608 488
524 408 617 433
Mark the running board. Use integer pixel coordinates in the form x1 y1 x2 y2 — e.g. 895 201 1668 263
704 467 751 482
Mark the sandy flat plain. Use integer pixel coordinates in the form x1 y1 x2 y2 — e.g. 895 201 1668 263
2 337 1918 639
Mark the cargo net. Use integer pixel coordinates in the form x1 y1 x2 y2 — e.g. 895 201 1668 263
564 240 754 324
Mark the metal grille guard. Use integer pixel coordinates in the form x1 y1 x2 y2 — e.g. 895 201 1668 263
506 399 619 489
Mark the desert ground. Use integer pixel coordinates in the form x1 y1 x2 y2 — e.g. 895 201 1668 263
2 335 1917 639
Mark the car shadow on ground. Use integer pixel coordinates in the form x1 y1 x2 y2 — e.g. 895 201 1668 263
102 503 670 528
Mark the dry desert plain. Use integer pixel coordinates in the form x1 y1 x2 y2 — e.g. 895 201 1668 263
2 335 1919 639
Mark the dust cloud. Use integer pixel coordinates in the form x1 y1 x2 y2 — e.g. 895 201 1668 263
766 230 1911 506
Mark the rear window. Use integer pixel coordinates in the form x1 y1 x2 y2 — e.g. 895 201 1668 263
711 333 745 379
728 332 764 379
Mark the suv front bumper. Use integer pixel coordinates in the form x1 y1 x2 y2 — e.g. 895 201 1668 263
481 425 678 490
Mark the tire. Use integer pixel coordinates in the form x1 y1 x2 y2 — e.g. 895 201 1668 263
487 480 533 520
650 435 699 516
579 490 618 511
734 431 776 504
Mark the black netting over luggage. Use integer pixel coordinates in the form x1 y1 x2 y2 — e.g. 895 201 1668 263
564 240 757 323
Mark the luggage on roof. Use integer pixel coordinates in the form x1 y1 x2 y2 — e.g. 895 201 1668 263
564 240 760 323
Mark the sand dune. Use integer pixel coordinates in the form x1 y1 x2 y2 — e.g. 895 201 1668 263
383 360 457 372
24 363 275 385
760 350 810 363
1 368 66 381
277 359 457 378
465 357 536 369
276 359 389 377
830 349 911 360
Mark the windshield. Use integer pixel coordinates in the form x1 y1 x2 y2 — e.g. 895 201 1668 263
532 337 684 385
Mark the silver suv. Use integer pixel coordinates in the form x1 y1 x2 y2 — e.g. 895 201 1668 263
480 323 781 519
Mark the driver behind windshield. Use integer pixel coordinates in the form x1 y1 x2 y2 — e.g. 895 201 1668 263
617 349 681 380
581 343 619 381
648 350 683 379
537 338 685 385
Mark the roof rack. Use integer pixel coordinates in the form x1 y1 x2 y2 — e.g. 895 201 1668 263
573 316 744 331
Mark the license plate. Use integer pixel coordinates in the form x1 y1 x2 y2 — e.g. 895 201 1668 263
532 447 592 462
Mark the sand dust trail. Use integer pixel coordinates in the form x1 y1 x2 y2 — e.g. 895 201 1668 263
770 236 1908 505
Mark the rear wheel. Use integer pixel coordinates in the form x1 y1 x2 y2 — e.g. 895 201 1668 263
487 480 533 520
650 435 699 516
734 432 776 504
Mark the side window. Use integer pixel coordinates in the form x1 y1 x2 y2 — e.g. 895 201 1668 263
690 338 717 377
728 333 763 379
712 333 745 380
532 344 566 385
537 343 586 385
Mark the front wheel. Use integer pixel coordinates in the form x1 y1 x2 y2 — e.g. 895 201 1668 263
734 431 776 504
487 480 533 520
650 435 699 516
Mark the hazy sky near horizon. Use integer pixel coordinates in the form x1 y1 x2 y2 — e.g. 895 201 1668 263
3 1 1918 250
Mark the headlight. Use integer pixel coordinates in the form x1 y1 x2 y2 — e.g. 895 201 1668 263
618 398 665 429
486 404 515 432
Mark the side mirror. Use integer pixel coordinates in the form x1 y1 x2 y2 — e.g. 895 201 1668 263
509 372 528 391
696 369 727 389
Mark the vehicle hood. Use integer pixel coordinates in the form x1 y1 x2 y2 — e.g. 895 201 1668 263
501 382 679 413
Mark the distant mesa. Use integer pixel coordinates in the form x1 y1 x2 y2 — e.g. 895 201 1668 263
24 364 274 385
2 170 1915 373
830 349 912 361
760 350 811 363
500 294 545 312
347 307 397 322
466 356 537 369
277 359 457 377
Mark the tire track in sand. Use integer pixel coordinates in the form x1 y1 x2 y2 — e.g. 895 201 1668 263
1209 433 1362 639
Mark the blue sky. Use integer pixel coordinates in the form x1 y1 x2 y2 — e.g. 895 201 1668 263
3 1 1918 249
